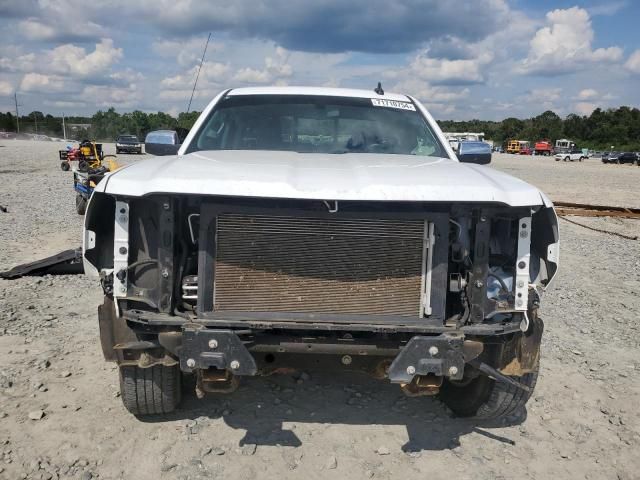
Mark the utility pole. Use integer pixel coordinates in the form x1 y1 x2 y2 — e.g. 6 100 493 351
33 112 38 134
14 93 20 133
62 113 67 140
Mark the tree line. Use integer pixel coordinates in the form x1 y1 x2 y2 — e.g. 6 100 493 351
1 105 640 150
438 107 640 151
0 108 200 142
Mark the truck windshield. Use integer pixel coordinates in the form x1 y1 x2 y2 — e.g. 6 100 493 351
187 94 448 158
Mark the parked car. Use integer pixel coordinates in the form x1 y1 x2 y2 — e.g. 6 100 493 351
554 148 585 162
617 152 639 165
115 135 143 154
602 152 620 164
83 86 559 419
519 146 532 155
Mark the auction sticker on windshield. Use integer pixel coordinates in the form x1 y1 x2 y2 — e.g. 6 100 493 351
371 98 416 111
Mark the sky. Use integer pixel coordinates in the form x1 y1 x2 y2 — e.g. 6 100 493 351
0 0 639 121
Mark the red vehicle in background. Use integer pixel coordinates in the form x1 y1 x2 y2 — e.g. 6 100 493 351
519 146 532 155
518 141 532 155
534 140 554 156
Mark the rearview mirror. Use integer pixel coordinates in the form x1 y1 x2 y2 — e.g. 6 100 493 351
457 141 492 165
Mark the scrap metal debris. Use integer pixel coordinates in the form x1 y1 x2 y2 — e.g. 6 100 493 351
0 247 83 279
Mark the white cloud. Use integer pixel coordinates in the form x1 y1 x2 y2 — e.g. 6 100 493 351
406 52 493 85
110 69 145 85
624 50 640 74
574 102 597 115
160 62 231 91
80 84 140 107
518 7 623 75
0 80 13 96
520 88 562 103
19 18 57 41
49 39 123 78
233 67 272 84
20 73 66 92
152 37 225 67
43 99 88 108
389 76 470 117
232 47 292 84
0 53 36 73
576 88 598 100
587 1 628 17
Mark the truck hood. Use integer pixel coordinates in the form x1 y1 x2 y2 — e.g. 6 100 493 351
97 150 546 207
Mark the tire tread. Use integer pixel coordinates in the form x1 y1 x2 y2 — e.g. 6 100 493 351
439 361 539 419
119 364 180 415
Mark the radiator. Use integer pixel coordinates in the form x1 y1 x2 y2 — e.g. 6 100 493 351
213 214 433 317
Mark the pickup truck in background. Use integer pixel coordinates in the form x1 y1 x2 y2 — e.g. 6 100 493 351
554 148 585 162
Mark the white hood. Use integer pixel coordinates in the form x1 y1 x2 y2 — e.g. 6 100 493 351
97 150 545 207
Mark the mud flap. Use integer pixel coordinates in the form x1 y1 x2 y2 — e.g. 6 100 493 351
500 314 544 376
98 296 137 361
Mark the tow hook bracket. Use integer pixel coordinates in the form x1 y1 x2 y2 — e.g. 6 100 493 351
180 326 257 375
388 333 465 383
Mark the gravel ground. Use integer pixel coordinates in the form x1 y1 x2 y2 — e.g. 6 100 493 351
0 140 639 480
491 152 640 208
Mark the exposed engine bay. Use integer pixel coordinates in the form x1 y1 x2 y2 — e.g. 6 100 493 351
85 193 558 395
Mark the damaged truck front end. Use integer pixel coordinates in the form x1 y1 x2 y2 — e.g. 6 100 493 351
84 190 559 418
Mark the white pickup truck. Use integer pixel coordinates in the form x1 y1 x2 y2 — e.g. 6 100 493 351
555 148 585 162
83 86 559 419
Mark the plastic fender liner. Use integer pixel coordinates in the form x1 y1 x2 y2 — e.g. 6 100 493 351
531 203 560 288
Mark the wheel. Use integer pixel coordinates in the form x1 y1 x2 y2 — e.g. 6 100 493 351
75 194 88 215
564 156 569 162
119 364 181 415
579 157 584 162
78 160 88 172
60 161 70 171
439 360 539 419
115 148 120 154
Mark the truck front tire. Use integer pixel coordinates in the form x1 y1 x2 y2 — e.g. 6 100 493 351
75 194 87 215
439 360 539 419
119 364 182 415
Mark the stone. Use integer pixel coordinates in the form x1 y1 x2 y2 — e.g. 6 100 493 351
326 456 337 469
376 446 390 455
161 463 177 472
60 371 72 378
28 410 45 420
241 443 257 456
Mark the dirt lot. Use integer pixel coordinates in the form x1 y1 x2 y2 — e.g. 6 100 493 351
1 141 639 480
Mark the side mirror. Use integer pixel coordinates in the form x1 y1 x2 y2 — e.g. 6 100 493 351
144 130 183 156
145 142 181 156
457 141 492 165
